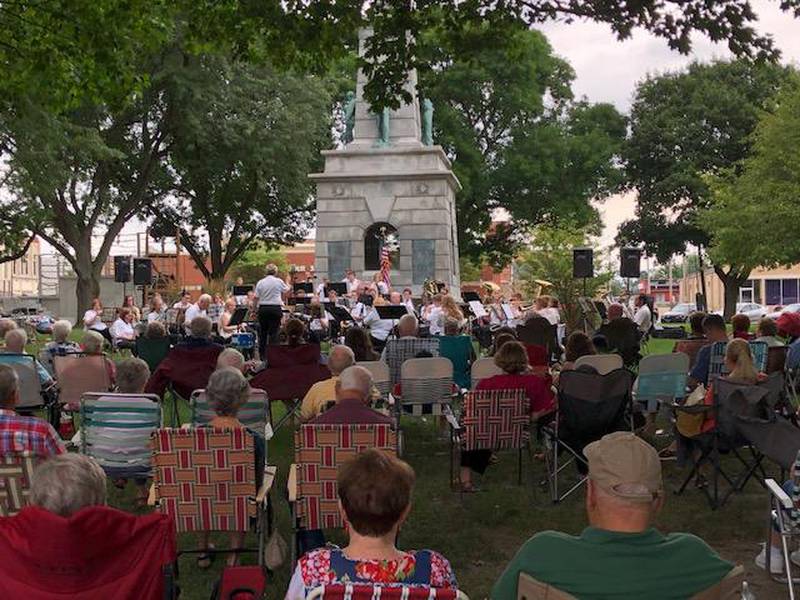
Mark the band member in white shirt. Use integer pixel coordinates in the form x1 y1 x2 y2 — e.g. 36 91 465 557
401 288 416 315
363 291 410 351
184 294 211 334
255 263 290 355
633 294 653 334
110 307 137 350
172 291 192 310
341 270 361 296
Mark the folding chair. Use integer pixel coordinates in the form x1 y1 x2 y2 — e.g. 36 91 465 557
79 393 162 479
676 373 786 509
709 341 769 380
471 357 502 389
357 360 391 400
438 335 473 390
53 354 111 411
150 428 274 567
447 389 529 488
135 336 171 373
635 352 689 413
0 452 39 517
673 339 708 370
289 423 397 564
308 584 469 600
0 354 51 414
383 337 441 387
767 345 789 375
573 354 623 375
541 368 633 503
395 358 456 417
190 388 272 457
765 463 800 598
751 341 769 373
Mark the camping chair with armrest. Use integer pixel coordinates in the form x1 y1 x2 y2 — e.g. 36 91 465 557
150 427 275 569
471 357 503 389
541 368 633 503
675 373 791 510
516 316 559 362
515 568 746 600
446 389 529 490
573 354 623 375
53 354 111 411
673 339 708 370
309 584 469 600
79 393 162 480
0 452 40 517
709 341 769 380
288 423 397 566
767 345 788 375
135 336 171 373
190 388 272 459
0 354 55 422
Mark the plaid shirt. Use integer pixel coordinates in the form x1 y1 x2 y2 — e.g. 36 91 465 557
380 337 440 386
0 409 65 457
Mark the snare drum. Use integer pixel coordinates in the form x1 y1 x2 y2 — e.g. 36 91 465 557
231 332 255 349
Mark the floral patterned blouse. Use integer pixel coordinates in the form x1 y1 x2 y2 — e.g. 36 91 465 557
285 547 457 599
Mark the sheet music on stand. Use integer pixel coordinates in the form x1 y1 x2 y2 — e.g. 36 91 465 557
501 303 515 321
326 304 354 323
468 300 487 318
228 307 250 327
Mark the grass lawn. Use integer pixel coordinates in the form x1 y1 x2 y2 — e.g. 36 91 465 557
21 331 790 600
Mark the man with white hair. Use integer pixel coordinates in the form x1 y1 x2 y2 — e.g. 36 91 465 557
41 319 80 375
2 329 53 386
300 345 355 421
0 364 63 456
492 432 735 599
184 293 212 334
310 365 392 425
216 347 249 373
0 318 16 341
380 313 440 386
145 316 223 399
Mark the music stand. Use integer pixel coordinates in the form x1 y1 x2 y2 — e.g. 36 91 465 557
468 300 487 318
228 307 249 327
501 303 515 321
357 294 374 307
327 304 354 323
289 297 313 305
375 305 410 321
323 282 348 297
462 291 481 303
232 285 253 296
293 282 313 294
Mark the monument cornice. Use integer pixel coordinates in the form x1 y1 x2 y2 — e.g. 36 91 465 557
309 168 461 192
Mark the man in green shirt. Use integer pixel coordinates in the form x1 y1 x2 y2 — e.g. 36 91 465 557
492 432 735 599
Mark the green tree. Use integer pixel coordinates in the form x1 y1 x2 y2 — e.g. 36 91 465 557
700 78 800 275
228 245 289 285
419 22 626 264
516 223 613 330
618 60 793 319
149 56 330 285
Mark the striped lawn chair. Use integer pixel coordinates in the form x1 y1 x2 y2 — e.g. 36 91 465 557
448 389 529 487
190 388 272 460
750 341 769 373
0 452 39 517
150 428 274 566
396 358 456 417
290 423 397 562
383 337 440 387
709 341 769 380
308 584 469 600
79 393 162 479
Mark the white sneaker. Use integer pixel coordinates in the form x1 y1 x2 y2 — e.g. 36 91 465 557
791 549 800 568
755 544 785 574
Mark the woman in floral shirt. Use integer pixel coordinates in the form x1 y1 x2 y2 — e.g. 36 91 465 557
286 450 457 599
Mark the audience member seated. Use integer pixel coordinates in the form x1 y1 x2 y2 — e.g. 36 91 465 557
144 321 167 340
115 357 151 394
81 331 117 387
41 319 80 374
300 345 355 421
592 306 641 366
309 366 393 425
344 326 380 362
778 313 800 371
283 318 307 347
197 367 264 568
287 449 456 599
0 364 64 457
459 342 554 492
110 307 137 351
490 330 517 356
755 317 784 348
216 347 249 373
0 318 16 342
672 311 708 368
731 313 754 340
491 432 735 599
0 453 176 599
2 328 53 386
438 317 475 390
688 314 729 389
687 311 707 340
381 314 439 386
560 332 596 372
144 316 223 400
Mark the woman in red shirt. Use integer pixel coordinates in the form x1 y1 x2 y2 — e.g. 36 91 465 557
460 341 554 491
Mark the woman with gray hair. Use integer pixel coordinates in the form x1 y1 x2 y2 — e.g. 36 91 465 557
197 367 264 568
31 454 107 517
81 330 116 386
41 320 80 375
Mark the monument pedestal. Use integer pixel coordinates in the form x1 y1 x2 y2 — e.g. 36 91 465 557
310 28 461 295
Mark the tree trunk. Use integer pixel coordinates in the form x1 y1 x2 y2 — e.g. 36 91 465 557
714 266 749 322
75 272 100 323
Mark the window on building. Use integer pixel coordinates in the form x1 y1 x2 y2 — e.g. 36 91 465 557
364 223 398 271
412 239 435 284
739 279 754 303
766 279 781 305
783 279 799 305
765 278 800 305
327 241 351 282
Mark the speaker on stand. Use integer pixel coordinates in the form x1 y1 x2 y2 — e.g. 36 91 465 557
620 247 642 300
573 248 594 333
114 256 131 283
133 258 153 307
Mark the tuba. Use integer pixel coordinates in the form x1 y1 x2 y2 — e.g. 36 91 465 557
422 278 439 297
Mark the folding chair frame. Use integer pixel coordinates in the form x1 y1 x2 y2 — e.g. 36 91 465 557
764 478 800 598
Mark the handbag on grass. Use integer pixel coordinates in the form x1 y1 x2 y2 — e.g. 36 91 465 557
676 383 708 438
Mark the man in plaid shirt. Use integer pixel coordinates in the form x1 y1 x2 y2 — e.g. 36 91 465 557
0 365 64 457
380 314 440 387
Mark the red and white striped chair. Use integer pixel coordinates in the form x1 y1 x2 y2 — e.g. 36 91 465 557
308 584 469 600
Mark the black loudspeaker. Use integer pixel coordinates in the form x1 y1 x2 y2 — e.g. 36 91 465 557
620 248 642 278
133 258 153 285
572 248 594 278
114 256 131 283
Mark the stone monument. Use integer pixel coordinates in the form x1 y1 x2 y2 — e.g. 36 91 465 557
309 28 461 295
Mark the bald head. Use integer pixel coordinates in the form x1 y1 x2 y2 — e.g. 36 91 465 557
0 319 16 339
398 314 418 338
336 366 373 402
607 304 624 321
328 345 355 376
4 328 27 353
0 364 19 408
389 291 402 304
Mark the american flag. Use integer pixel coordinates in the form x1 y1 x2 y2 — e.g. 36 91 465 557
380 242 392 288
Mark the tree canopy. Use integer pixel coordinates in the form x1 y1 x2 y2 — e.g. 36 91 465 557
419 21 626 267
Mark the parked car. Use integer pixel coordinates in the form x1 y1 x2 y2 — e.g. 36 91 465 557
765 303 800 320
661 302 696 323
734 302 767 322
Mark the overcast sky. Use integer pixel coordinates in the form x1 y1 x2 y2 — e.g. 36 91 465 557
537 0 800 251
